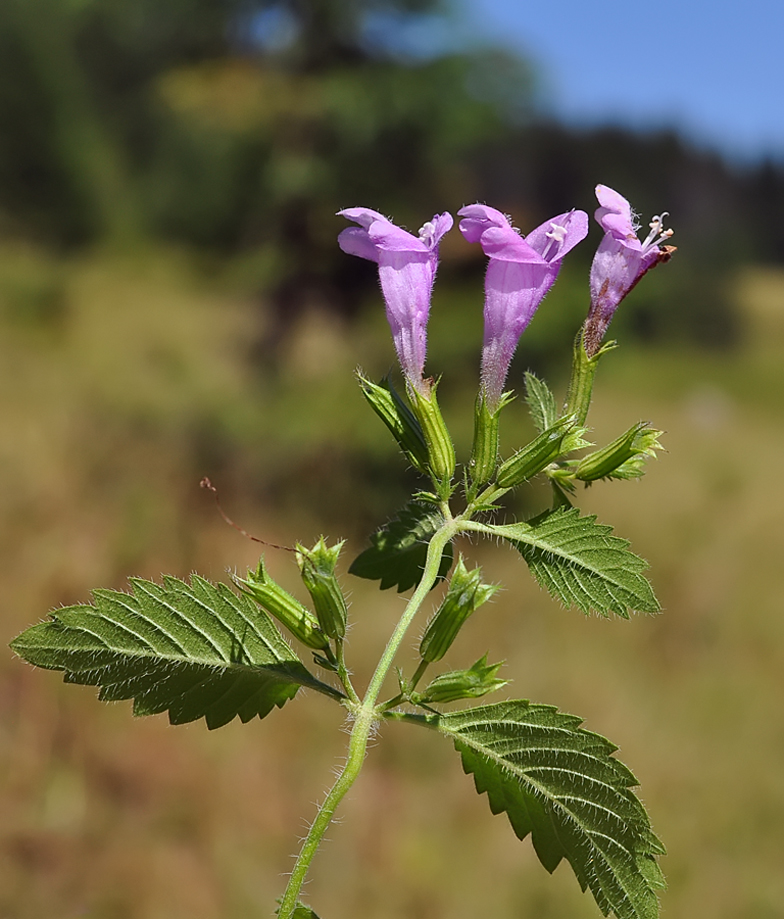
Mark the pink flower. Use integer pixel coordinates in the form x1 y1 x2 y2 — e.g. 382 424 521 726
338 208 453 392
585 185 675 355
458 204 588 409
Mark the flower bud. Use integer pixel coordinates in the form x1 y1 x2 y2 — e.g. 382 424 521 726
412 655 507 705
419 557 497 663
496 416 588 488
409 381 456 483
357 372 429 473
237 559 329 650
296 537 348 640
575 422 662 482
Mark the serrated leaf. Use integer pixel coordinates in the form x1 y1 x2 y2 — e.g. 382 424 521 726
525 371 558 433
417 700 665 919
349 502 453 592
480 508 659 618
10 575 327 729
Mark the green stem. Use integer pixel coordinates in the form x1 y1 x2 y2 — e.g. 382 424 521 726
470 482 510 512
409 659 430 692
276 521 457 919
335 639 360 705
276 704 375 919
363 521 456 708
377 659 430 712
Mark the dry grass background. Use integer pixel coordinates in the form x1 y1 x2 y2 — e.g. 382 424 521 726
1 246 783 919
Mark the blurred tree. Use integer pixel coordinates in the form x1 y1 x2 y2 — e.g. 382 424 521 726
0 0 531 350
0 0 242 243
1 0 781 354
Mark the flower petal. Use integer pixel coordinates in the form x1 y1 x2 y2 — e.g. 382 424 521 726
369 221 429 252
457 204 510 243
337 226 380 262
525 210 589 262
420 212 454 249
338 207 451 391
458 204 542 263
594 185 639 244
337 206 388 229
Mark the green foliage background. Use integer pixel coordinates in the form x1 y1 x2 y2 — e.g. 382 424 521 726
1 1 784 917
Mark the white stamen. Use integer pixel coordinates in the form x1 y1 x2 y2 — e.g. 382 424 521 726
545 222 567 244
541 220 568 259
418 221 436 246
641 212 674 251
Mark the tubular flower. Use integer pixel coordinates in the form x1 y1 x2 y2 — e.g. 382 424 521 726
338 208 453 393
458 204 588 410
585 184 675 356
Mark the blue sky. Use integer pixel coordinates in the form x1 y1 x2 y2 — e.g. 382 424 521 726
458 0 784 162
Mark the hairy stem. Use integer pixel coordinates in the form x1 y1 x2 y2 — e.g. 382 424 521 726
363 520 456 709
276 705 375 919
276 521 457 918
335 639 360 705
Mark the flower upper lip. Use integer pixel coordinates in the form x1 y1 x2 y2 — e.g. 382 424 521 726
337 208 452 258
594 184 674 252
457 204 588 264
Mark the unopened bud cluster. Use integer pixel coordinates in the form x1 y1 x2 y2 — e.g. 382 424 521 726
574 422 663 482
496 415 587 488
237 538 349 652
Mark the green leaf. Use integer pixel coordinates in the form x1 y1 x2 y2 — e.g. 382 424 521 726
10 575 330 729
292 908 320 919
275 903 321 919
479 508 660 618
349 502 454 592
525 371 558 433
416 700 665 919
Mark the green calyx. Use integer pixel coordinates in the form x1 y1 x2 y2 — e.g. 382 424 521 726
238 559 330 650
574 422 663 482
469 392 513 489
563 330 616 426
357 372 429 473
408 380 456 485
496 415 588 489
296 537 348 640
419 556 498 663
411 655 507 705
